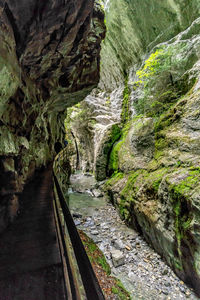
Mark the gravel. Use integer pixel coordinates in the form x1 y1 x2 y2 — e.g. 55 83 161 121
69 175 199 300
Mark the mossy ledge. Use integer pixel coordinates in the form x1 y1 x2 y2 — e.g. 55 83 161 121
79 230 131 299
103 87 200 296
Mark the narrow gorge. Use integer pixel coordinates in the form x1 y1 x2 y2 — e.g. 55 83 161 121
0 0 200 299
66 0 200 298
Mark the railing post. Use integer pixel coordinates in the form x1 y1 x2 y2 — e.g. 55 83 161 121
53 150 105 300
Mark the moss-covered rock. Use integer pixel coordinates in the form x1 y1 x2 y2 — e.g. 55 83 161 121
99 0 200 90
104 84 200 295
95 123 121 181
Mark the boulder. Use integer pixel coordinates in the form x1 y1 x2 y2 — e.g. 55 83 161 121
111 249 125 267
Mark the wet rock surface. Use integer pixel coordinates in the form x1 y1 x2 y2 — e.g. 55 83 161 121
69 174 198 300
0 0 105 232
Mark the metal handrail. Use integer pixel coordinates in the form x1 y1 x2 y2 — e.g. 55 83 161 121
53 150 105 300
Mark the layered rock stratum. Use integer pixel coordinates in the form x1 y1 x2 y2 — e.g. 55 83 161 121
67 0 200 295
0 0 105 232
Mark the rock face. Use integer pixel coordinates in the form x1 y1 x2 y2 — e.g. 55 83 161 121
66 0 200 296
66 88 122 174
0 0 105 232
99 0 200 90
104 91 200 294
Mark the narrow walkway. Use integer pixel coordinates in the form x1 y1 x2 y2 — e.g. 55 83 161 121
0 167 65 300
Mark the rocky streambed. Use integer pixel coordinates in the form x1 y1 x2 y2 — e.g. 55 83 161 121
69 173 198 300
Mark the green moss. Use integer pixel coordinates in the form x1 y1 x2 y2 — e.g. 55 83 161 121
166 169 200 259
110 124 121 140
155 138 168 150
105 172 124 187
121 78 131 124
111 279 131 300
173 169 200 196
120 170 142 199
154 108 175 132
148 168 168 191
97 256 111 275
108 140 123 172
174 258 183 271
119 205 130 222
154 97 185 133
108 118 139 176
79 230 111 275
104 124 121 154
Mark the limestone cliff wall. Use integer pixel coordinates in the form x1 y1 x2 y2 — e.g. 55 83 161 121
0 0 105 232
68 0 200 177
100 0 200 90
98 0 200 295
66 0 200 295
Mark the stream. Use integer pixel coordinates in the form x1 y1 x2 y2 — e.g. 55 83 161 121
68 173 198 300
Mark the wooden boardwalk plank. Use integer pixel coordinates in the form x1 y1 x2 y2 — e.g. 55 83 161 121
0 167 65 300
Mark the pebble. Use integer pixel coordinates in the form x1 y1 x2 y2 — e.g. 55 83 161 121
92 189 103 198
112 240 125 250
69 174 199 300
74 220 81 226
91 230 99 235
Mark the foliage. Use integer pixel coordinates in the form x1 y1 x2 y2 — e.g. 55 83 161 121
79 230 131 299
65 102 94 131
65 101 95 142
97 256 111 275
121 78 131 124
166 168 200 259
108 119 135 175
79 229 111 275
108 140 123 172
133 44 189 117
135 49 164 86
111 280 131 300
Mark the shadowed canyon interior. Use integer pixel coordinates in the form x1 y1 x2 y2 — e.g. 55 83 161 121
1 0 200 298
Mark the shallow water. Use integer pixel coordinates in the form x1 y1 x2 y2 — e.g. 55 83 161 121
69 192 106 214
69 173 198 300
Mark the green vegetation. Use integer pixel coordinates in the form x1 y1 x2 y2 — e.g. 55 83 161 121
65 102 95 134
108 121 132 174
103 124 121 159
154 99 185 133
120 170 141 200
79 229 111 275
121 78 131 124
105 172 124 187
135 49 164 85
64 101 96 154
166 168 200 259
108 141 123 172
148 168 168 191
173 169 200 195
133 44 190 117
111 279 131 300
97 256 111 275
79 230 131 299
